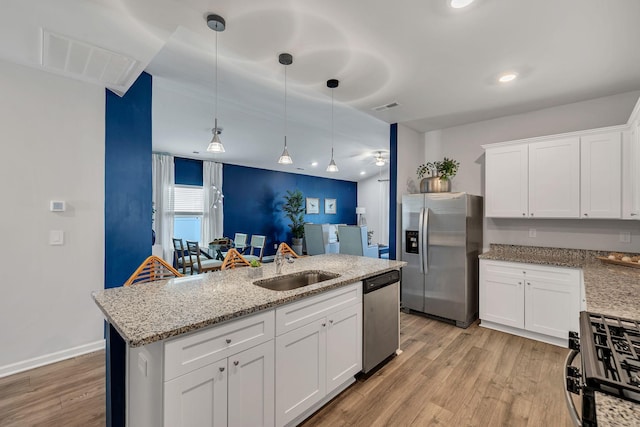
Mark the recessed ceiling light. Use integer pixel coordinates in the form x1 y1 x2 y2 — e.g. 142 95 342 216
311 161 318 167
450 0 475 9
498 72 518 83
360 171 366 175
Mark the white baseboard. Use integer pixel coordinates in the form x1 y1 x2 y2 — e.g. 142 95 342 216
0 339 105 378
479 320 568 348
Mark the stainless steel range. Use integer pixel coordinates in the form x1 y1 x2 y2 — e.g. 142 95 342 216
565 311 640 426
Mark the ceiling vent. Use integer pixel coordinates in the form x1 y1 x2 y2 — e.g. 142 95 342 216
41 30 139 92
372 101 400 112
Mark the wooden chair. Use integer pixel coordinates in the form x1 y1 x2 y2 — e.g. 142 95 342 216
221 248 251 270
186 241 223 273
124 256 183 286
172 238 193 275
244 235 266 262
277 242 301 258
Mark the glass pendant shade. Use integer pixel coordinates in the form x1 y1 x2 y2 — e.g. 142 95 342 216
326 148 339 172
207 119 224 153
278 137 293 164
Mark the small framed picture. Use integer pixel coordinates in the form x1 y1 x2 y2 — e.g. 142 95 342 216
306 197 320 214
325 198 337 214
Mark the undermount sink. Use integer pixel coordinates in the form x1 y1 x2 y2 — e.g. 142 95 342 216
253 270 340 291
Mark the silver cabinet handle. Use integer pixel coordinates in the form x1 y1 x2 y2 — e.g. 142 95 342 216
226 338 231 344
233 361 239 366
584 213 588 217
527 282 531 286
322 323 326 327
522 213 526 216
329 320 334 324
530 213 534 217
219 367 225 372
631 213 638 216
518 281 522 285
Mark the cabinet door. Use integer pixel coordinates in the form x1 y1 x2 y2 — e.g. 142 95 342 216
485 144 529 217
228 341 275 427
581 132 622 218
275 319 326 427
524 267 580 339
326 303 362 393
627 122 640 218
164 359 227 427
529 138 580 218
479 261 524 328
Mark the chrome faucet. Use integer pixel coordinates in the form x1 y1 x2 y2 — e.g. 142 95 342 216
274 245 295 275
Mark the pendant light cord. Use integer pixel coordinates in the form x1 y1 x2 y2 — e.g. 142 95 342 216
331 88 334 152
215 30 218 126
284 64 287 147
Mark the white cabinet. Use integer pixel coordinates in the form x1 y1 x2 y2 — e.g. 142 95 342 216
485 144 529 217
623 121 640 219
480 260 581 346
164 359 228 427
275 282 362 426
528 137 580 218
580 132 622 218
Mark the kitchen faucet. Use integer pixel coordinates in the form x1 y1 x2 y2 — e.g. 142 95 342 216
275 244 295 274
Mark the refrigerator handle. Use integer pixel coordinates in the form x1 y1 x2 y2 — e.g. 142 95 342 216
418 207 425 274
423 207 429 274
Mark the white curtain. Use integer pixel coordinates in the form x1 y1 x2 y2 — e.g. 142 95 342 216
152 153 175 262
202 161 224 244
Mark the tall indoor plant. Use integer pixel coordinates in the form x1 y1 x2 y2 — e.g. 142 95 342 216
282 189 305 254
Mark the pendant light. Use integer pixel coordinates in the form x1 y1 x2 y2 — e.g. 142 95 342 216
375 151 386 166
206 14 226 153
278 53 293 164
326 79 339 172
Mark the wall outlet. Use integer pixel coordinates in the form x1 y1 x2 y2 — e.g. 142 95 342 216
619 231 631 243
528 228 536 238
49 230 64 245
273 243 278 250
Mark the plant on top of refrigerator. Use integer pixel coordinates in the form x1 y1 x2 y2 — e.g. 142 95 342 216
416 157 460 180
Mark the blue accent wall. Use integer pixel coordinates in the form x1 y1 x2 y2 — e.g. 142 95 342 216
223 164 357 256
175 157 203 186
105 72 153 289
389 123 398 260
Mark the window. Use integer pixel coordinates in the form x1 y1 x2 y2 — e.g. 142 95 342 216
173 185 203 243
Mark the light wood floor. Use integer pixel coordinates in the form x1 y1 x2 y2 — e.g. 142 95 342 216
0 314 574 426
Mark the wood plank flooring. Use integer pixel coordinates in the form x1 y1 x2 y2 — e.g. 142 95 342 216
0 314 575 426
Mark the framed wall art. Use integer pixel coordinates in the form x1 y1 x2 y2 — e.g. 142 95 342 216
306 197 320 214
325 198 337 214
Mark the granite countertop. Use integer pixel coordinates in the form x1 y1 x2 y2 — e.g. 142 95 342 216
479 244 640 426
93 254 406 348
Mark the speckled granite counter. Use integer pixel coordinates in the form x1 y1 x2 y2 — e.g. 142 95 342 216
93 254 405 348
479 244 640 427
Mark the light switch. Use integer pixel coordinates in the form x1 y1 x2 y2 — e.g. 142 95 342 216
49 230 64 245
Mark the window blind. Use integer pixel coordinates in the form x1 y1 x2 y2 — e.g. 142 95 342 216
174 185 204 214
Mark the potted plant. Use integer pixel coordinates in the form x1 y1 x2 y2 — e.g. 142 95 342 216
247 259 263 278
282 189 305 254
416 157 460 193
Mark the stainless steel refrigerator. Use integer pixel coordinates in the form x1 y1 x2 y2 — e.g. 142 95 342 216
401 193 483 328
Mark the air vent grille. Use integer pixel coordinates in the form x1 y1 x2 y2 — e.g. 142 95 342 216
42 30 138 89
372 101 400 112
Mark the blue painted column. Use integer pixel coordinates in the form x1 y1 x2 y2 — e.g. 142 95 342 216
389 123 398 260
104 71 153 427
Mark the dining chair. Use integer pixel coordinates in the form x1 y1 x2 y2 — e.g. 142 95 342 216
172 238 193 275
244 235 266 262
233 233 248 254
303 224 331 255
124 256 183 286
221 248 251 270
337 225 378 258
186 241 223 274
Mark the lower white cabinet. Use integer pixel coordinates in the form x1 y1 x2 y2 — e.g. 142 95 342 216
275 283 362 426
479 260 581 346
163 335 275 427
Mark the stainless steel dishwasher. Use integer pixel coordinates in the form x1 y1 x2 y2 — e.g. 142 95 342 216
362 269 401 373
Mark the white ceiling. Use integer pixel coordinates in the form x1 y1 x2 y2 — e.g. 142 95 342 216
2 0 640 181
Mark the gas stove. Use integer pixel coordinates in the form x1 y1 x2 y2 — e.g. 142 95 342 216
565 312 640 426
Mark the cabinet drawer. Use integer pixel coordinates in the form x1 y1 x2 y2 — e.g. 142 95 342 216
481 260 527 278
165 310 275 381
276 283 362 336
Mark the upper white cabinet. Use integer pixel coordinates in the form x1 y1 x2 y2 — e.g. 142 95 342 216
623 121 640 219
529 137 580 218
485 144 529 217
580 132 622 218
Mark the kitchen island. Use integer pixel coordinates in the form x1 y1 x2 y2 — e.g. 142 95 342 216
93 254 405 427
479 244 640 427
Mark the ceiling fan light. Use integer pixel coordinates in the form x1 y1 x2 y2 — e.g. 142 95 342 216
375 157 385 166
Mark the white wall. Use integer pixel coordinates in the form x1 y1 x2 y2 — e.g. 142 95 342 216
395 124 425 256
357 169 390 245
0 60 105 375
422 90 640 252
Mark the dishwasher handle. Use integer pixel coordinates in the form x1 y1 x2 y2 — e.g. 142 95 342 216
363 270 401 293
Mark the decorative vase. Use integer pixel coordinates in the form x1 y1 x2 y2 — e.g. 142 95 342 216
420 176 451 193
292 237 303 256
